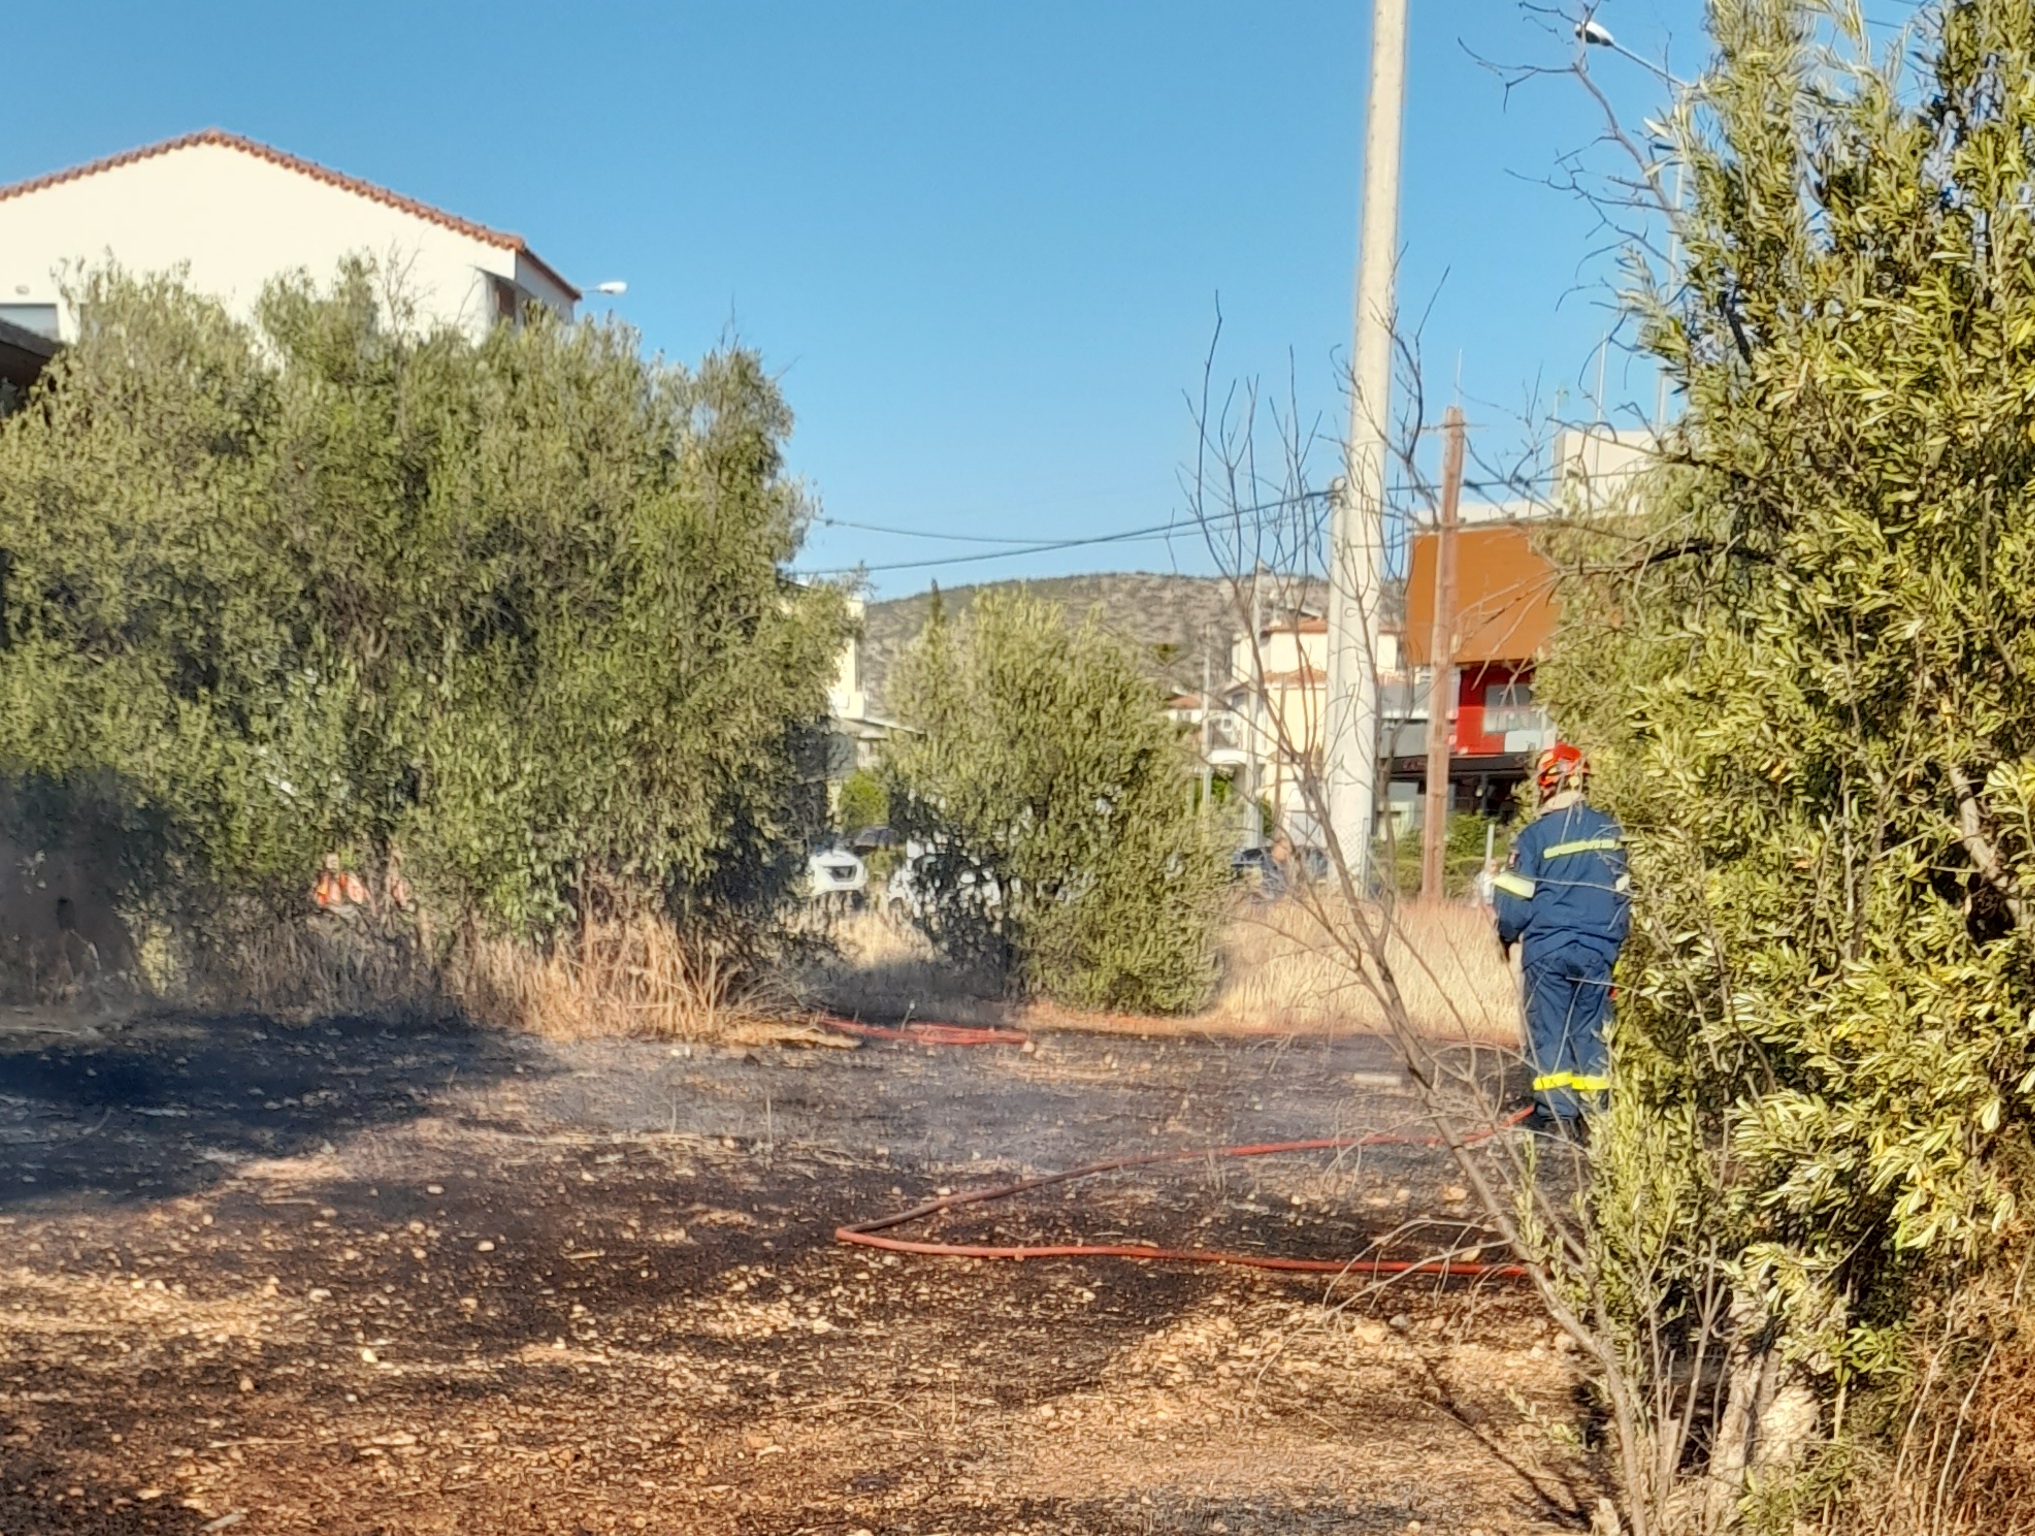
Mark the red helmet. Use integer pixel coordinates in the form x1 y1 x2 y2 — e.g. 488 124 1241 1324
1535 742 1589 800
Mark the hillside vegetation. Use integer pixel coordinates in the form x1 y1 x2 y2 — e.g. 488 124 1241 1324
862 573 1238 714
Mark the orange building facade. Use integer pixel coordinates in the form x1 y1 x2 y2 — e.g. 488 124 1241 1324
1394 520 1561 814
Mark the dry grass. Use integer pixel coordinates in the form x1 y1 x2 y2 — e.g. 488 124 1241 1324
799 901 1521 1044
1956 1359 2035 1530
1827 1298 2035 1536
792 910 1017 1029
166 902 444 1021
120 903 816 1045
1202 897 1522 1044
455 916 778 1043
100 892 1521 1050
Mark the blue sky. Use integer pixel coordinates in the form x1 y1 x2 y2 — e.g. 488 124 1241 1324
5 2 1728 594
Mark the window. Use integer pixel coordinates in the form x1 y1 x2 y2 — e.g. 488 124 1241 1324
1483 680 1537 735
489 277 530 327
0 304 58 341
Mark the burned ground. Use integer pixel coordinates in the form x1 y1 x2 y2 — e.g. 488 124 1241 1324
0 1011 1595 1534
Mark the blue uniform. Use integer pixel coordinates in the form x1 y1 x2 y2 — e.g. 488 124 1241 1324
1492 798 1629 1120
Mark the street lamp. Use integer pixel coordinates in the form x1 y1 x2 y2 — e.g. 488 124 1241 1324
1579 15 1688 424
1576 16 1686 89
578 280 627 324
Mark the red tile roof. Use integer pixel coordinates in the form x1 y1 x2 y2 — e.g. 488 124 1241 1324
1259 615 1328 636
0 129 580 302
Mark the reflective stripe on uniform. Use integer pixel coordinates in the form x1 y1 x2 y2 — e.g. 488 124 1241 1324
1532 1071 1612 1094
1492 871 1536 898
1542 837 1624 860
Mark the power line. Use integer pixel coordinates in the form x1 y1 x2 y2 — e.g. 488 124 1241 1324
808 479 1552 567
801 528 1188 577
802 483 1568 579
799 480 1559 577
799 521 1195 577
796 489 1332 578
815 516 1047 546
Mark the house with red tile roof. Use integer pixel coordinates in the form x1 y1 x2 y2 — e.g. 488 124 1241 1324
0 131 578 356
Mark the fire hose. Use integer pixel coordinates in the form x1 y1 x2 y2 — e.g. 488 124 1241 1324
836 1112 1532 1280
819 1016 1031 1047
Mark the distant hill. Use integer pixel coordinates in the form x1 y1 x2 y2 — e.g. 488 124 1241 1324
861 573 1245 716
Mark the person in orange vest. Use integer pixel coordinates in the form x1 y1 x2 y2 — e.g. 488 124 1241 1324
313 856 369 911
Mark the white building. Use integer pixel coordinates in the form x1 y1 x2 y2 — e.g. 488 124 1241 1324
1552 424 1658 513
1199 607 1416 848
0 130 579 345
824 596 898 786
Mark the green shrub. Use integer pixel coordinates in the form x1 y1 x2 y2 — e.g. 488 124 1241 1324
834 768 888 834
1377 812 1516 901
0 268 848 983
1540 0 2035 1499
883 593 1226 1013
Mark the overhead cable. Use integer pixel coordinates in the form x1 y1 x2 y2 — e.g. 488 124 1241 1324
797 490 1331 578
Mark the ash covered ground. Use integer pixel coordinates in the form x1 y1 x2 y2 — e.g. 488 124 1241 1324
0 1010 1594 1534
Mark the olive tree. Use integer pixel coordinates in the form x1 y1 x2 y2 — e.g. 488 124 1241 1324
1537 1 2035 1524
883 592 1226 1014
0 267 848 989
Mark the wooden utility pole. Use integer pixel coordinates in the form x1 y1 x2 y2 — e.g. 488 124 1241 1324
1419 405 1464 902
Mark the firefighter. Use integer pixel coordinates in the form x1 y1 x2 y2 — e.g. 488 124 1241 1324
1492 743 1630 1133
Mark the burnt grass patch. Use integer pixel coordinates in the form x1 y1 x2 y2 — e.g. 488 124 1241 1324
0 1014 1594 1534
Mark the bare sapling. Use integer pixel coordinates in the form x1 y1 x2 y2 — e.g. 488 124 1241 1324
1185 285 1783 1534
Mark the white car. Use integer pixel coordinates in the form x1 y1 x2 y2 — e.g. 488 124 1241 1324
804 846 868 909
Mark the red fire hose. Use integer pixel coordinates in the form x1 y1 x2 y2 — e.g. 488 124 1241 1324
819 1016 1030 1047
836 1112 1531 1279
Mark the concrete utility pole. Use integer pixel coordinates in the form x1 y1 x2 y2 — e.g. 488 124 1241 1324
1419 405 1464 902
1199 642 1214 814
1325 0 1409 885
1247 575 1264 849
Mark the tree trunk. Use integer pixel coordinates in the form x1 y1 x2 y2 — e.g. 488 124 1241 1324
1705 1293 1820 1531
